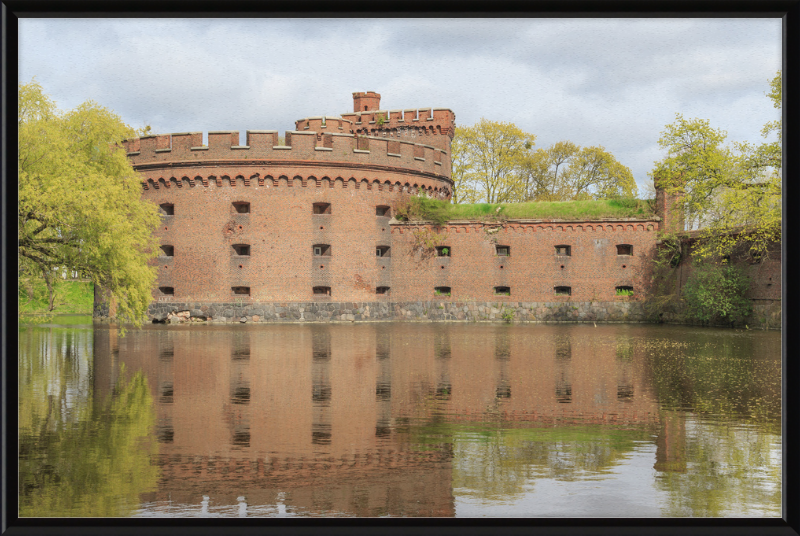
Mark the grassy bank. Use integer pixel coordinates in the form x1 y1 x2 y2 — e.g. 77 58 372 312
19 280 94 315
396 197 656 224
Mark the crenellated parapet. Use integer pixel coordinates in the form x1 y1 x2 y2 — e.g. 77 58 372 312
296 107 456 154
120 129 452 180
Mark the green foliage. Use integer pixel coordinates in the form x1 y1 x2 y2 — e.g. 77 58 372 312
501 308 515 322
520 142 638 201
682 263 752 325
650 73 781 260
615 288 634 296
395 196 653 223
18 80 160 328
19 280 94 315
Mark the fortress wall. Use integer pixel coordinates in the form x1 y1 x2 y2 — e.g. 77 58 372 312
388 221 659 303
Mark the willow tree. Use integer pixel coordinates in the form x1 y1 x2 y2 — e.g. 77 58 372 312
18 80 160 324
450 118 536 204
649 72 782 259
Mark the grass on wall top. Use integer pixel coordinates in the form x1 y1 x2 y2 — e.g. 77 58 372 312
396 197 656 224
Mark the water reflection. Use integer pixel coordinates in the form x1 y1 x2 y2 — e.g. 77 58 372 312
19 321 781 518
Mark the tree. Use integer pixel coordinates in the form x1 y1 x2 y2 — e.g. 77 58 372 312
520 142 638 201
18 80 160 325
450 119 536 204
650 72 781 260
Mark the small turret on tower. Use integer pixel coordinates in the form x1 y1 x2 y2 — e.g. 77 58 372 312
353 91 381 112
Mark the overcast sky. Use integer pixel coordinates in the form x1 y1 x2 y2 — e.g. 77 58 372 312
19 18 782 197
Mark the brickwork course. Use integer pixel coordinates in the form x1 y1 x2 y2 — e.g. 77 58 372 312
95 91 778 324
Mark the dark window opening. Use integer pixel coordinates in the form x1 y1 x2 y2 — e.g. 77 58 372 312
159 382 174 403
376 286 390 295
159 203 174 216
232 244 250 256
232 286 250 296
312 424 332 445
494 286 511 296
159 286 174 296
435 382 451 400
555 286 571 296
312 385 331 402
555 384 572 403
496 385 511 399
555 245 571 256
313 202 331 215
376 246 390 257
376 382 391 401
232 430 250 447
436 246 451 257
434 286 451 296
157 426 174 443
496 245 510 256
617 244 633 256
231 386 250 405
617 385 634 401
232 201 250 214
313 244 331 257
376 205 390 217
616 286 634 296
313 286 331 296
160 245 174 257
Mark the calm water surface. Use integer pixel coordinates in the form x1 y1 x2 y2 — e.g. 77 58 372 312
18 318 782 518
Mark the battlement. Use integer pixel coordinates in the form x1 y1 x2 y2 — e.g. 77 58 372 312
120 130 452 179
296 107 456 153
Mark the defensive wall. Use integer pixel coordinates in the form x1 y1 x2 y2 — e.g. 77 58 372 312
94 91 702 325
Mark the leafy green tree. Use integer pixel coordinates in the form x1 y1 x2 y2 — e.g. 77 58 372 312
450 119 536 204
18 80 160 325
682 263 752 325
520 142 638 201
650 73 781 260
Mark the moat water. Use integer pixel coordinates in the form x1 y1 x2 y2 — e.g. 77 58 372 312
18 317 782 518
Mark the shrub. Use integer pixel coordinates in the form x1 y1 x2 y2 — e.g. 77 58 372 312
682 263 752 325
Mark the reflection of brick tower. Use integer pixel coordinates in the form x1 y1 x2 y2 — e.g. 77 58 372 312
654 409 687 473
353 91 381 112
653 172 686 233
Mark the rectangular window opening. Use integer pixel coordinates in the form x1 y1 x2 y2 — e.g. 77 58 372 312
159 286 174 296
554 286 571 296
160 245 174 257
436 246 451 257
232 201 250 214
494 286 511 296
313 244 331 257
496 246 510 256
376 246 390 258
376 205 390 217
232 244 250 256
434 286 451 296
616 286 634 296
159 203 174 216
313 202 331 215
376 286 390 295
313 286 331 296
231 286 250 296
617 244 633 256
555 245 571 256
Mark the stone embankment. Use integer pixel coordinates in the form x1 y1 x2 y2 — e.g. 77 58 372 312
124 300 647 324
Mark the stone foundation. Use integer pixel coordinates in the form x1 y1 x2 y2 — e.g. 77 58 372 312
118 299 648 324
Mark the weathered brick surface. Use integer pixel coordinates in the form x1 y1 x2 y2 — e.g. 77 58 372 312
94 92 777 325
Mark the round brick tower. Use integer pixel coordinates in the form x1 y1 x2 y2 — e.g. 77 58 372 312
107 93 456 320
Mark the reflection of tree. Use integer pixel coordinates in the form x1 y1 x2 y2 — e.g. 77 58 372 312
401 419 652 501
19 327 159 517
655 418 781 517
642 333 781 429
